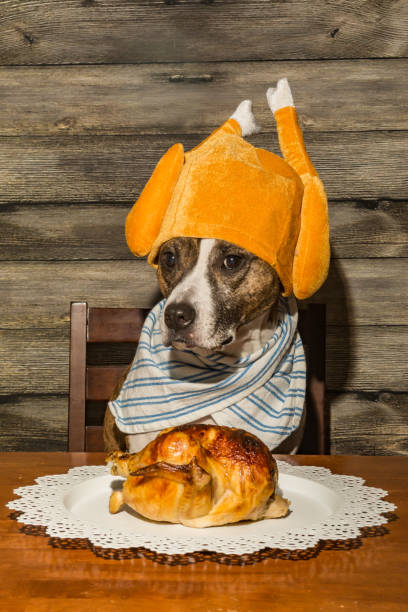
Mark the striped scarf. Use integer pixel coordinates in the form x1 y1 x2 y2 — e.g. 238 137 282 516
109 297 306 450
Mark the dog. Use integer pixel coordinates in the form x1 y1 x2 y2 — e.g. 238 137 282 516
104 236 305 454
103 79 323 454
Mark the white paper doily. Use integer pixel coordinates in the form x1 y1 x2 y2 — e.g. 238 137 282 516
7 462 396 555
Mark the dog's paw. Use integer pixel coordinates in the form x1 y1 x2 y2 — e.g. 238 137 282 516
230 99 261 137
266 78 294 113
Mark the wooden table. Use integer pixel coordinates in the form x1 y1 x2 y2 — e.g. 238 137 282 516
0 453 406 612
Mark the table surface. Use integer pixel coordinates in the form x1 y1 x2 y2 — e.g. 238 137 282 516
0 453 407 612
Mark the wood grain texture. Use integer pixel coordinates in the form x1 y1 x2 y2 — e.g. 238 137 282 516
1 131 408 203
0 395 66 451
1 391 405 454
1 1 407 65
1 60 407 135
328 200 408 258
329 392 408 455
0 203 131 260
1 454 407 611
309 258 408 326
0 0 406 456
68 301 87 452
0 328 69 395
1 259 406 329
2 201 407 261
88 307 147 342
86 366 129 401
0 390 404 454
0 261 159 329
1 326 406 395
327 326 408 392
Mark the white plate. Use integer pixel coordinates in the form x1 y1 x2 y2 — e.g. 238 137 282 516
8 463 395 554
63 473 342 541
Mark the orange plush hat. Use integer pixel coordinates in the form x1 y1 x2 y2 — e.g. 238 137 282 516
125 78 330 300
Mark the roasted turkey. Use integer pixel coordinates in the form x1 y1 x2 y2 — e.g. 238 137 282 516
107 424 289 528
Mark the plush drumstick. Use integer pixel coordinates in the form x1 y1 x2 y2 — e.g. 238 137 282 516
267 78 330 299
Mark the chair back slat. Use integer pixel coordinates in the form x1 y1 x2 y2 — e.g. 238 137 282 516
298 304 327 454
68 302 87 452
87 307 148 343
86 365 129 401
69 302 326 453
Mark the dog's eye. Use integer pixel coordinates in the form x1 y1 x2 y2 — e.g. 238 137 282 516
223 255 242 271
162 251 176 268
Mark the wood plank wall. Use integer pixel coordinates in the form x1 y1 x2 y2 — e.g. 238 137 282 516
0 0 407 454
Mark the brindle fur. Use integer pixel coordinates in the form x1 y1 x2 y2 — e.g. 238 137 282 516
104 238 282 452
103 364 131 452
207 240 281 341
158 238 280 349
156 237 200 297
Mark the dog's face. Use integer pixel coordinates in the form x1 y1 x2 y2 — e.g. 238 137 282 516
157 238 280 351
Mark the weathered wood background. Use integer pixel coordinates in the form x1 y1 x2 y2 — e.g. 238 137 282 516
0 0 407 454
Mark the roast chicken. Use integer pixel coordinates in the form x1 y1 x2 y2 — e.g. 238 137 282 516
107 424 289 528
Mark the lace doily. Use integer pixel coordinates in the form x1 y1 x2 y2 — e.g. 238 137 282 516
7 462 396 556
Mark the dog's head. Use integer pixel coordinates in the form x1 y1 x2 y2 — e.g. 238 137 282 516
157 238 280 351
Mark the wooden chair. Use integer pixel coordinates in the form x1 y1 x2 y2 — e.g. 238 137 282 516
68 302 327 453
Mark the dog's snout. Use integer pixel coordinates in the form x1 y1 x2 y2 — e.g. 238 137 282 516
164 302 196 331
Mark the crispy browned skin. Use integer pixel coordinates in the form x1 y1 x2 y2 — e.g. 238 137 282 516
107 424 289 528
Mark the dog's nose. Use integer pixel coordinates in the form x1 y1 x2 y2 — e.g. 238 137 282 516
164 302 196 331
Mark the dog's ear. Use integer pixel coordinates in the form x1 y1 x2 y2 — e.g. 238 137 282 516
126 143 185 257
269 79 330 300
